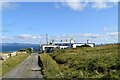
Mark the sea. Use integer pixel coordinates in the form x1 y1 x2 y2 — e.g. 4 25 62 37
0 43 40 52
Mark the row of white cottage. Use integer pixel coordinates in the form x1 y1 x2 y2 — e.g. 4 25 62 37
40 40 95 51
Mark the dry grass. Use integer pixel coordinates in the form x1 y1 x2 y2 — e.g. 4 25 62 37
1 53 29 76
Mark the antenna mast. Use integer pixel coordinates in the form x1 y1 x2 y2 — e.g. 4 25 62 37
46 34 48 45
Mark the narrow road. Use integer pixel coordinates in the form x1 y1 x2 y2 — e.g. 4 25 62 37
3 53 43 78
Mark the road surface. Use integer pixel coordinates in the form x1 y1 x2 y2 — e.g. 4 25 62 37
3 53 43 78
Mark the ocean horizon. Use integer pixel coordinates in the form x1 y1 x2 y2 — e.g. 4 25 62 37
0 43 40 52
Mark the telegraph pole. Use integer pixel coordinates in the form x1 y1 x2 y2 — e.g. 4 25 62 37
46 34 48 52
46 34 48 45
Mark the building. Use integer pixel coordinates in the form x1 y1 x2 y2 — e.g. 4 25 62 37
40 39 95 53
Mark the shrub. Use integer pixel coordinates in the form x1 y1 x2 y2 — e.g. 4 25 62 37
18 48 33 54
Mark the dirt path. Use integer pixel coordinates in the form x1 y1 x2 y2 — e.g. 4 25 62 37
2 53 43 78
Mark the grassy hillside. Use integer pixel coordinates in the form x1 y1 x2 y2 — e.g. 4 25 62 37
40 44 120 78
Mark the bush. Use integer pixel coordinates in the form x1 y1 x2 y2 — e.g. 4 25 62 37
18 48 33 54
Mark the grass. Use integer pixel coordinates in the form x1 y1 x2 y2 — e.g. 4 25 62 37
0 60 2 78
40 44 120 78
1 53 29 76
40 53 60 78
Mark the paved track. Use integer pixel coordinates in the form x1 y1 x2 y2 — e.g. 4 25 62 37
3 53 43 78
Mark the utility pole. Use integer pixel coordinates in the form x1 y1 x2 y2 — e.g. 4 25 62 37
46 34 48 45
46 34 48 53
87 39 89 43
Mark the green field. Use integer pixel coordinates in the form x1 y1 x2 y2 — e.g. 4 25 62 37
40 44 120 78
1 53 29 76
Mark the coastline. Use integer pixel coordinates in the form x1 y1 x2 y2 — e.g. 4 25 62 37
1 43 40 53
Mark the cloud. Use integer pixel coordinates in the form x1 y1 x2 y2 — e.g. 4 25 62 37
58 0 88 11
55 0 118 11
48 33 102 43
1 34 44 43
91 2 117 9
0 2 19 11
43 32 118 44
0 1 117 11
49 34 74 42
92 2 110 9
78 33 102 39
1 32 119 44
103 27 117 32
62 0 88 11
0 36 14 43
106 32 119 37
51 33 118 44
16 34 43 40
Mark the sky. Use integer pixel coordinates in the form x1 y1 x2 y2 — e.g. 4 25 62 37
0 1 119 44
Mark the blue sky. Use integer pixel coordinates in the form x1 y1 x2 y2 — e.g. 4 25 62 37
1 1 118 44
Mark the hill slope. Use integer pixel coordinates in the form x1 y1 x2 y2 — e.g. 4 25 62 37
40 44 120 78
